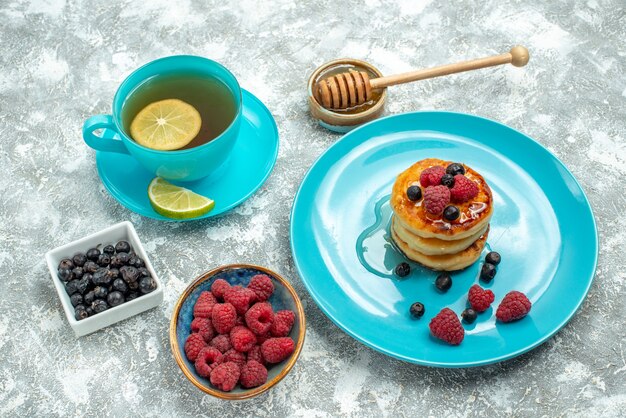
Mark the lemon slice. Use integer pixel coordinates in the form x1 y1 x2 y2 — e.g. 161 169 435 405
130 99 202 151
148 177 215 219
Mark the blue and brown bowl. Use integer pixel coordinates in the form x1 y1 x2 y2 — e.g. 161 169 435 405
169 264 306 400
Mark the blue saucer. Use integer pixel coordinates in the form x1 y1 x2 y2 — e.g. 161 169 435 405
290 111 598 367
96 90 278 221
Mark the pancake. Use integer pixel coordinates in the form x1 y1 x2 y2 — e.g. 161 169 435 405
392 215 489 256
390 158 493 241
391 224 490 271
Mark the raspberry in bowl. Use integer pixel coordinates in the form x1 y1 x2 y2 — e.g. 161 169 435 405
169 264 305 400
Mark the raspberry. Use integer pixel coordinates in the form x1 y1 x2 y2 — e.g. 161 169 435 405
223 349 247 368
423 185 451 215
240 360 268 388
230 326 257 353
193 291 217 318
190 317 215 342
194 347 223 377
419 165 446 188
467 284 495 313
210 278 230 300
247 274 274 301
256 331 271 345
211 303 237 334
270 310 295 337
245 302 274 335
210 334 232 353
184 333 207 361
247 345 265 365
235 315 245 326
210 362 240 392
450 175 479 203
224 286 255 315
261 337 295 363
496 291 531 322
429 308 464 345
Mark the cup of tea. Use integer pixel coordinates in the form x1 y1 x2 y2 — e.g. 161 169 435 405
83 55 242 182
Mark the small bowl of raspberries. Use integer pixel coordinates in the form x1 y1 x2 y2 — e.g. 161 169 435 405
170 264 305 400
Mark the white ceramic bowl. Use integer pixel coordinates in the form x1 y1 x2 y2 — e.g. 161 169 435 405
45 221 163 337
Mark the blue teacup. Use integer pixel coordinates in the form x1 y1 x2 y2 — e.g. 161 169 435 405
82 55 242 182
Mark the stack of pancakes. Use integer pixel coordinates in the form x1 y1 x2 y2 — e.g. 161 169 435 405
390 158 493 271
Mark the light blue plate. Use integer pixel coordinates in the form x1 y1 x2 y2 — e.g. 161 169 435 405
290 111 598 367
96 89 278 221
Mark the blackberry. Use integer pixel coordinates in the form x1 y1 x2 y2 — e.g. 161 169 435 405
409 302 425 318
84 290 96 306
480 263 497 282
65 280 81 295
92 268 111 286
139 276 157 294
58 268 73 282
75 307 89 321
83 261 99 274
97 253 111 267
406 185 422 202
116 252 129 265
440 174 455 188
120 266 139 283
443 205 460 221
126 291 140 301
485 252 501 265
102 245 115 255
86 248 100 262
72 253 87 267
112 278 128 294
446 163 465 176
395 262 411 278
107 291 125 307
138 267 150 277
435 273 452 292
115 241 131 254
93 286 108 299
91 299 108 314
462 308 477 324
58 259 74 270
71 267 84 280
70 293 83 307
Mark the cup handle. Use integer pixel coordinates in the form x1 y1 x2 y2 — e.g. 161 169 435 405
82 114 129 154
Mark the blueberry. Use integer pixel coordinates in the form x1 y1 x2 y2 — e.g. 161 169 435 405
120 266 139 283
109 255 122 268
112 278 128 294
108 268 119 280
435 273 452 292
139 276 157 294
128 280 139 290
97 253 111 267
65 280 81 295
102 245 115 255
485 252 501 265
83 261 99 274
480 263 497 282
58 268 73 282
443 205 460 221
128 256 144 268
138 267 150 277
116 252 129 265
84 290 96 306
406 185 422 202
70 293 83 307
58 258 74 270
440 174 455 188
92 268 111 286
85 307 94 316
93 286 108 299
446 163 465 176
75 307 89 321
134 257 145 268
126 291 140 302
71 267 84 280
462 308 477 324
409 302 425 318
91 299 108 314
72 253 87 267
107 291 125 307
115 241 131 254
77 277 91 294
82 273 93 287
86 248 101 262
394 262 411 278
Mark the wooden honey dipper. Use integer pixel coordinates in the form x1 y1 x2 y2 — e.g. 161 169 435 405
315 46 529 110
